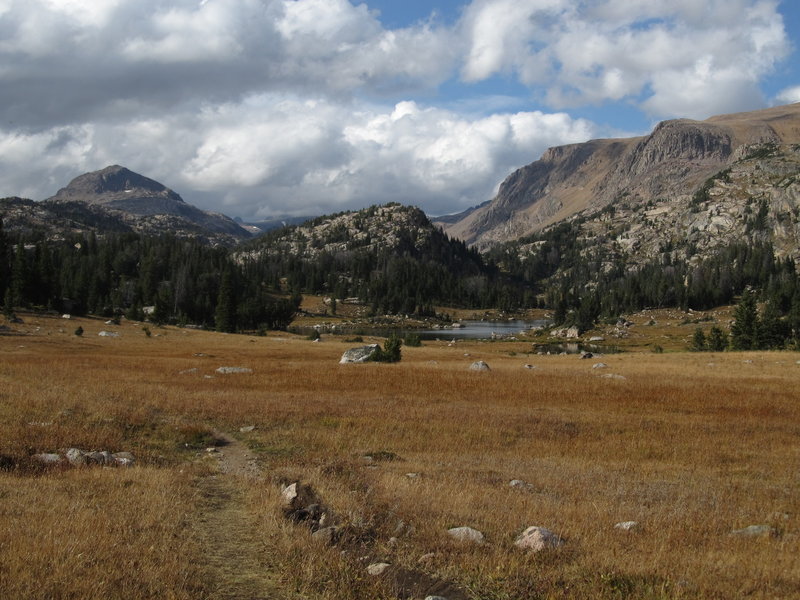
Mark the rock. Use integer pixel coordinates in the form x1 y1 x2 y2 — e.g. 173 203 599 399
566 326 580 339
580 351 593 359
311 526 339 545
514 526 564 552
405 472 420 479
65 447 86 466
179 368 199 375
592 362 608 369
614 521 639 531
98 331 120 338
216 366 253 374
523 364 536 369
61 314 71 319
447 526 485 544
367 562 391 576
85 451 112 465
468 361 490 371
509 479 533 490
340 344 380 364
32 453 62 464
730 524 774 537
589 336 605 342
600 373 626 380
425 597 449 600
112 452 135 467
239 425 256 433
281 482 299 505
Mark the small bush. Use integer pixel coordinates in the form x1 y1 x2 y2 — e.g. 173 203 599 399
307 330 321 341
370 334 402 363
74 326 83 337
142 326 151 338
403 332 422 347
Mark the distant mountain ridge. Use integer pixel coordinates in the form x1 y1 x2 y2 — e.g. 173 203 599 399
438 103 800 249
1 165 250 245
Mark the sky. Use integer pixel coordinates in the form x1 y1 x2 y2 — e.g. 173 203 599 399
1 0 799 220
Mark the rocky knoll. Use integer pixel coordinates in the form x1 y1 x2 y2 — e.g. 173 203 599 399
439 103 800 249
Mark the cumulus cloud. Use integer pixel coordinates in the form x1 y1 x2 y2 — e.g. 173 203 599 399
459 0 789 119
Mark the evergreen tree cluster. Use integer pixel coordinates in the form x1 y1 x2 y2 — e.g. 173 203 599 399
0 219 298 332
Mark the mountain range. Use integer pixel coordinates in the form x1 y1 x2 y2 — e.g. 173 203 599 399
436 103 800 253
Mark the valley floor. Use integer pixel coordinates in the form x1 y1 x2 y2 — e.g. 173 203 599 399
1 313 798 599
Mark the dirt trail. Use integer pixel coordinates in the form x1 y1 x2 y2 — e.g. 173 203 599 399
193 432 288 600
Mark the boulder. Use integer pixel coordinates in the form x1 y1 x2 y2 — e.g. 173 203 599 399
614 521 639 531
65 448 87 466
589 336 605 342
447 526 485 544
468 361 490 371
216 366 253 374
514 526 564 552
98 331 120 338
32 453 62 465
311 526 339 545
566 326 580 339
580 351 593 359
85 451 113 465
592 362 608 369
340 344 380 364
112 452 135 467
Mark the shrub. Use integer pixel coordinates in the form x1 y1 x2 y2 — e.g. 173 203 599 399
403 332 422 347
370 334 402 363
74 326 83 337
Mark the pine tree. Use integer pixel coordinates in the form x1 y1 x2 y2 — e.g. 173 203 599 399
730 291 759 350
707 326 728 352
691 328 707 351
215 268 236 333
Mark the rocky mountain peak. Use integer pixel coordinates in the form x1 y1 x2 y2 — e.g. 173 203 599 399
49 165 183 209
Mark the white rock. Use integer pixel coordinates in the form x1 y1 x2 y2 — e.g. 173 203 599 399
65 448 86 466
600 373 626 380
367 562 391 576
614 521 639 531
730 524 774 537
281 482 298 506
514 526 564 552
32 453 62 464
447 526 485 544
98 331 120 338
339 344 380 364
239 425 256 433
592 362 608 369
468 361 490 371
216 366 253 374
61 314 71 319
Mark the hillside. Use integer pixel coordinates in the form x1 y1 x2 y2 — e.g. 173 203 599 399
439 103 800 249
1 165 250 246
236 203 517 314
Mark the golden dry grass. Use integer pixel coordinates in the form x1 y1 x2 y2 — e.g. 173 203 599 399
1 313 799 599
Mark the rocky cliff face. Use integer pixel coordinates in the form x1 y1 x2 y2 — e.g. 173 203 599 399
1 165 251 245
438 103 800 249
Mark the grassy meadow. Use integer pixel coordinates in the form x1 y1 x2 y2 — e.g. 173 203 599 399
1 313 799 599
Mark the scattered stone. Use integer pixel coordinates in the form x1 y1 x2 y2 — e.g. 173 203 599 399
112 452 135 467
179 368 199 375
468 361 490 371
405 472 420 479
523 364 536 369
85 451 113 465
215 366 253 374
742 359 753 364
614 521 639 531
514 526 564 552
27 421 53 427
65 447 87 466
592 362 608 369
600 373 626 380
32 453 62 464
367 562 391 576
425 596 448 600
281 482 299 506
205 447 219 453
98 331 120 338
580 351 593 359
730 524 775 537
589 336 605 342
447 526 485 544
239 425 256 433
565 326 580 339
509 479 534 490
311 526 339 545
